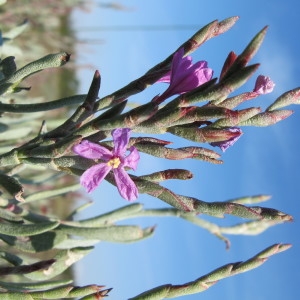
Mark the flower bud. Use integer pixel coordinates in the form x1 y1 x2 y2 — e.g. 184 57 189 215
253 75 275 95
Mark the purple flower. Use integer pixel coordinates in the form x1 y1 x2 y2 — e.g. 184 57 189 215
73 128 139 201
156 48 213 102
210 127 243 152
253 75 275 95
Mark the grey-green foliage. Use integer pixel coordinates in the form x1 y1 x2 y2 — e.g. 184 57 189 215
0 19 28 58
0 10 298 300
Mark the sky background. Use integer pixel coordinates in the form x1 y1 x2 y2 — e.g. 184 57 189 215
71 1 300 299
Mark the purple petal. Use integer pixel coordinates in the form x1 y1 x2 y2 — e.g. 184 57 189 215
73 140 112 160
157 71 171 83
194 63 214 83
123 146 140 170
157 48 213 100
171 48 187 77
171 57 193 85
113 167 138 201
80 163 111 193
195 61 208 69
210 127 243 152
168 63 213 95
112 128 131 157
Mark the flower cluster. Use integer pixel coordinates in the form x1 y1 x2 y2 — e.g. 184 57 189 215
74 49 276 198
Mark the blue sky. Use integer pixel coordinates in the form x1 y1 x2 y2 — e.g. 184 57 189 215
71 1 300 299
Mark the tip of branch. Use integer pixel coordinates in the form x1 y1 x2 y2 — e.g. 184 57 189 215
95 69 101 78
62 52 71 63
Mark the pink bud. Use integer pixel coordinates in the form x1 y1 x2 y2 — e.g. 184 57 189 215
253 75 275 95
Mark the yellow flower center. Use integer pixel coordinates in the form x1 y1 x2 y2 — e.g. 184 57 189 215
107 157 121 168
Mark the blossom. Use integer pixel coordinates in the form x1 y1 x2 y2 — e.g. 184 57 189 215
156 48 213 102
253 75 275 95
210 127 243 152
73 128 139 201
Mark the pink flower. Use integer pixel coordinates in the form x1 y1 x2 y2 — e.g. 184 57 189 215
156 48 213 103
253 75 275 95
210 127 243 152
73 128 139 201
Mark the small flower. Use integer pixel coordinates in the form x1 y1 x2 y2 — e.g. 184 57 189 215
253 75 275 95
73 128 139 201
210 127 243 152
156 48 213 102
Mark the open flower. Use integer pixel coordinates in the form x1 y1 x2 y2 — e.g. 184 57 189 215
253 75 275 95
156 48 213 103
210 127 243 152
73 128 139 201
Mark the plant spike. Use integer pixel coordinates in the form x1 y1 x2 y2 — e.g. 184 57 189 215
128 244 291 299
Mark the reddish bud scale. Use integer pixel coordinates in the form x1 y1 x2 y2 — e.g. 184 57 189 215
219 91 258 109
180 106 198 117
214 16 239 36
180 146 221 159
224 109 240 119
202 128 242 142
132 137 172 146
167 125 242 143
183 105 233 121
161 169 193 180
213 107 261 127
164 149 195 160
185 20 218 54
220 51 238 81
221 27 267 81
187 38 199 53
139 106 199 131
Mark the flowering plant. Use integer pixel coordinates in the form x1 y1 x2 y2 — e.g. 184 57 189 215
0 5 298 299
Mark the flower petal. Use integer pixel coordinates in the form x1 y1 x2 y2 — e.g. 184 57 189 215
156 48 213 101
194 62 213 82
73 140 112 160
123 146 140 170
113 167 138 201
156 71 171 83
171 48 186 78
171 56 193 85
112 128 131 157
80 163 111 193
210 127 243 152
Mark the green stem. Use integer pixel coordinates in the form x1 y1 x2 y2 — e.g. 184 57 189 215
129 244 291 300
0 95 86 113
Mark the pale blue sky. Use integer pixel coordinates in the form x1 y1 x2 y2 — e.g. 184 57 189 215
71 1 300 299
